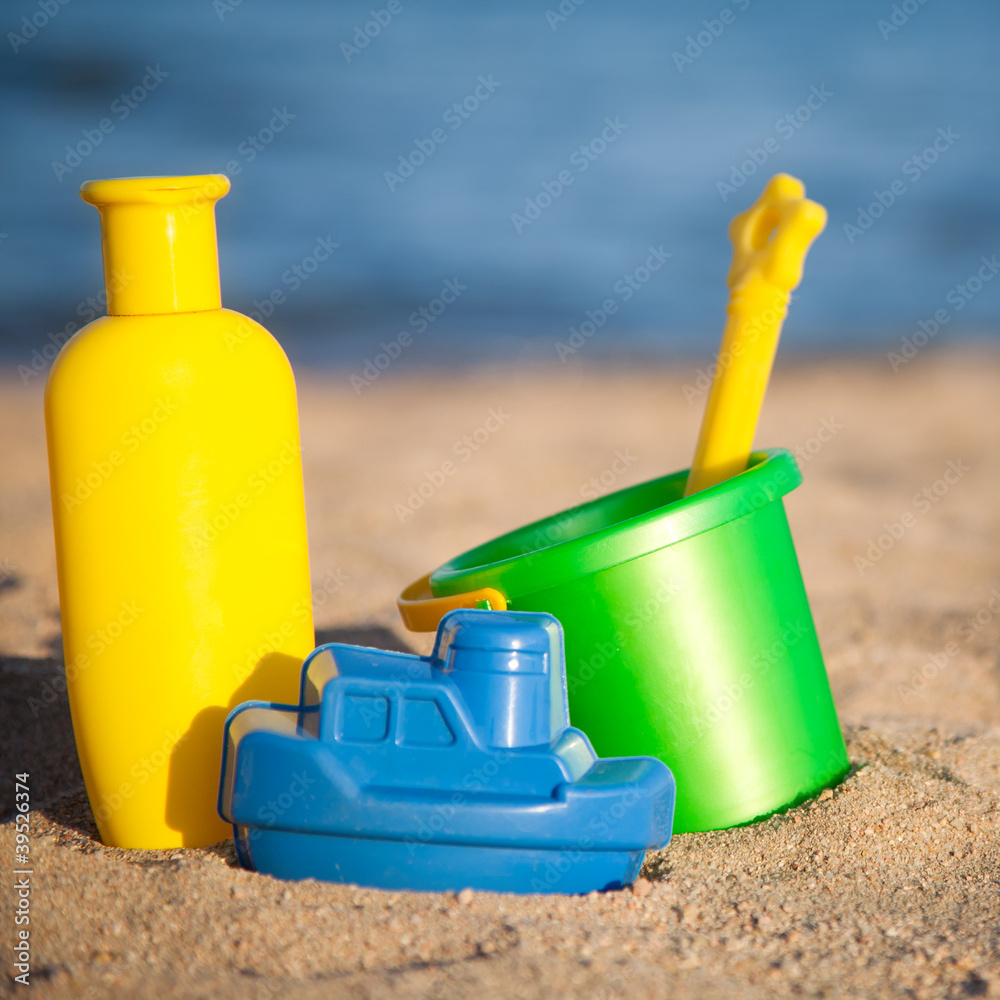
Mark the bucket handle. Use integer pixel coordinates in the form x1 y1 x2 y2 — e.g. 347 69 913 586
397 574 508 632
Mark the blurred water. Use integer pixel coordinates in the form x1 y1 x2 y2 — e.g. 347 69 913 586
2 0 999 367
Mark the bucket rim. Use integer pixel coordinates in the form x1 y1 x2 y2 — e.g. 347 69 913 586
430 448 802 600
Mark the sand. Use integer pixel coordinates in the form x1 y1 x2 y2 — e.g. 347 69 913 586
2 345 999 999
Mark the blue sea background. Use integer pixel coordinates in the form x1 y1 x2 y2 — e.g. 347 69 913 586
2 0 999 367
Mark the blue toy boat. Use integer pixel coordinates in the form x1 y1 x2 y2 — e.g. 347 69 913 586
218 609 675 894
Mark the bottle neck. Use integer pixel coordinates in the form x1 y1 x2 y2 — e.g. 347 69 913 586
80 175 230 316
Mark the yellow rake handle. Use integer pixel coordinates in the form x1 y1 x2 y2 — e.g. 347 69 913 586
685 174 827 496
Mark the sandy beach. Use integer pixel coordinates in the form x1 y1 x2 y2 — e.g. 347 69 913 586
3 345 1000 999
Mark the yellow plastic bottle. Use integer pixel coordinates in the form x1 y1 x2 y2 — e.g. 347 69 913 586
44 175 315 848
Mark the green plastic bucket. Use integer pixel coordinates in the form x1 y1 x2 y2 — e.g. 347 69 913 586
403 448 848 833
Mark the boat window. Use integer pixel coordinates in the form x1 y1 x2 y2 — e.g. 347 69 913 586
401 698 454 746
339 694 389 742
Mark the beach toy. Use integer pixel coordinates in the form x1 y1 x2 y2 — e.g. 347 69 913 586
44 175 314 849
685 174 827 495
218 609 675 893
397 176 848 833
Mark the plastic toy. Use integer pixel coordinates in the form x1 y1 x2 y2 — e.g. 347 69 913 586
44 175 314 849
685 174 826 495
218 609 675 893
397 175 848 833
